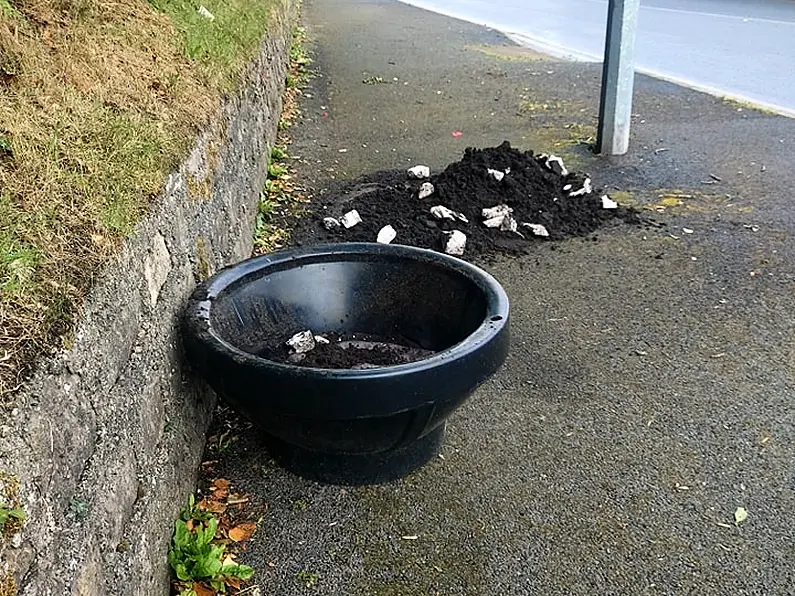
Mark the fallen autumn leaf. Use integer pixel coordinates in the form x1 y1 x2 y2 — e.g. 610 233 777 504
228 522 257 542
192 583 215 596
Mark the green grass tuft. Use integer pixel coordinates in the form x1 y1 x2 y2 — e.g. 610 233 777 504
148 0 277 91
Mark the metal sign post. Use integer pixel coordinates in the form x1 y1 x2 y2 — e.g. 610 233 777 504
597 0 641 155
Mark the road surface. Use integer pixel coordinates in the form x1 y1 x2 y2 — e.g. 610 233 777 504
399 0 795 115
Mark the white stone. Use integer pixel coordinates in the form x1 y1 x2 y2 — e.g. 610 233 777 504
407 165 430 179
340 210 362 228
323 217 341 230
500 214 519 233
443 230 467 255
376 225 397 244
601 195 618 209
197 5 215 20
487 168 505 182
481 204 513 220
286 330 316 354
545 154 569 176
314 335 331 345
418 182 435 199
143 232 171 308
569 178 592 197
521 223 550 237
430 205 455 220
430 205 468 223
483 216 504 228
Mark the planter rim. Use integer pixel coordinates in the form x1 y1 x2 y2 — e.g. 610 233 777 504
185 242 510 379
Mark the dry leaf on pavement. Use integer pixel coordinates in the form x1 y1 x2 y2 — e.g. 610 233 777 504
192 583 215 596
200 498 228 514
228 523 257 542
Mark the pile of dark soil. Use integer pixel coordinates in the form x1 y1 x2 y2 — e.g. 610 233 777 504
292 141 642 258
261 332 436 369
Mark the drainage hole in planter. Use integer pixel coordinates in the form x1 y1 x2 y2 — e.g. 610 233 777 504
490 315 503 322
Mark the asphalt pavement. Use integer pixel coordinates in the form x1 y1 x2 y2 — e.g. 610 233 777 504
399 0 795 115
210 0 795 593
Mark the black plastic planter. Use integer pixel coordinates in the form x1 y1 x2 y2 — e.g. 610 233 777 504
183 243 509 484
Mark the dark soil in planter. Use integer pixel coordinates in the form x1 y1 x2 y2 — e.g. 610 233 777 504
291 141 646 259
261 332 436 369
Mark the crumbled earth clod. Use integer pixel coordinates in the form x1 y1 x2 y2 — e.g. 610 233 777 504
293 141 642 258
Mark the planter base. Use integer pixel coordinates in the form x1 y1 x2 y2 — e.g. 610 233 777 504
262 424 445 485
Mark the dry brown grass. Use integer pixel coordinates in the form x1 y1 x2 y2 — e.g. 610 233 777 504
0 0 280 396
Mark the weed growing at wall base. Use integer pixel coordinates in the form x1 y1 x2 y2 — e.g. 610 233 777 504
169 491 257 595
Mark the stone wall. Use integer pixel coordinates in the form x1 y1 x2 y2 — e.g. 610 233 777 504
0 1 297 593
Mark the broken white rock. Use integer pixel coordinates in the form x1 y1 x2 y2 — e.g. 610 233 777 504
482 204 513 220
287 330 316 354
601 195 618 209
323 217 341 230
430 205 469 223
418 182 435 199
499 214 520 234
569 178 592 197
545 154 569 177
197 4 215 19
430 205 453 220
443 230 467 255
482 204 518 231
487 168 505 182
376 224 397 244
407 165 430 179
521 223 550 237
340 209 362 228
314 335 331 345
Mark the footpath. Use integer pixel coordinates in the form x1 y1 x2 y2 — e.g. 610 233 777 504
212 0 795 593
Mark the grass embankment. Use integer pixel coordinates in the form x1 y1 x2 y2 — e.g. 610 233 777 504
0 0 281 396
